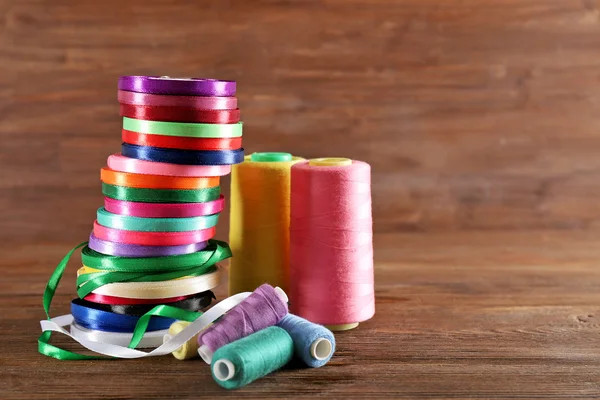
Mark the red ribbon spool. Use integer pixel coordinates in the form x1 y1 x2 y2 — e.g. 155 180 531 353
122 130 243 151
119 104 241 123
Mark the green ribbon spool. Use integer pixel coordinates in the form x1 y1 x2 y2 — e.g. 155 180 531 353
96 207 220 232
123 117 243 138
77 240 231 298
102 183 221 203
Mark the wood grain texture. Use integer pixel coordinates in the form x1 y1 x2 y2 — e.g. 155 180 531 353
1 0 600 398
2 231 600 399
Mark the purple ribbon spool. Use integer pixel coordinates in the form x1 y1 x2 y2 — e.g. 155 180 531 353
88 233 208 257
118 76 236 97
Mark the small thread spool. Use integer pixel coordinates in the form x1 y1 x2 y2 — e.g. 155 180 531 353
164 321 200 360
277 313 335 367
229 152 304 295
290 158 375 331
211 326 294 390
197 284 289 363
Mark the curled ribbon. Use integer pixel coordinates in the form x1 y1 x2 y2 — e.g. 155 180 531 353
76 240 231 298
39 241 248 360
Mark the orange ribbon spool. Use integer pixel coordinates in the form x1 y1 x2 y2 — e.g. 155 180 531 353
100 168 220 190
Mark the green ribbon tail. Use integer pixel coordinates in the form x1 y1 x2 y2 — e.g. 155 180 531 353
128 306 202 349
38 242 109 360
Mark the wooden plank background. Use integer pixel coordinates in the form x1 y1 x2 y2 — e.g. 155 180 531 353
2 1 600 398
3 0 600 243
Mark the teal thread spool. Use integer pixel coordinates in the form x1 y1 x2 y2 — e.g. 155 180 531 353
277 313 335 368
211 326 294 389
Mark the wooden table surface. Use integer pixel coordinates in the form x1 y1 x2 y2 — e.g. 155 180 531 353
1 231 599 398
2 0 600 398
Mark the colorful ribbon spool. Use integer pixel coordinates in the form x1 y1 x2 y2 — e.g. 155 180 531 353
107 154 232 177
123 117 243 139
122 130 243 151
118 90 238 109
96 207 220 232
118 76 236 97
103 196 225 218
121 143 245 166
101 168 220 190
120 104 241 123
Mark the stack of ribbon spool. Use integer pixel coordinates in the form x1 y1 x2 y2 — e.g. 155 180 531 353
69 76 243 347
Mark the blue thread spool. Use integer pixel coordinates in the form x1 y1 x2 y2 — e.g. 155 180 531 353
277 313 335 367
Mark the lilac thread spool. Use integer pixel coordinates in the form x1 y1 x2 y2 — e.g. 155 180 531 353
197 284 288 363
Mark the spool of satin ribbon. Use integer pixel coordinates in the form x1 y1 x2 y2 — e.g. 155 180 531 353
118 76 236 97
121 143 245 166
93 221 216 246
102 183 221 203
104 196 225 218
122 130 243 151
118 90 238 109
88 234 207 257
86 267 222 299
78 291 214 316
84 292 199 305
120 104 241 123
107 154 232 177
123 117 243 138
101 168 220 190
71 298 175 332
96 207 219 232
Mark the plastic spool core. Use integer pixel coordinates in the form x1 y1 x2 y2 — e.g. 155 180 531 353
251 152 293 162
274 286 289 303
325 322 360 331
198 344 214 364
308 157 352 167
213 359 236 381
310 338 333 361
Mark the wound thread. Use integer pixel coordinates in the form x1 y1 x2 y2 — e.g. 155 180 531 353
211 326 294 389
197 284 288 363
277 313 335 368
228 153 304 295
289 159 375 329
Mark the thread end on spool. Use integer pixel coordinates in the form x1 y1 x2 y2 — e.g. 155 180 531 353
309 158 352 167
310 338 333 361
213 358 236 381
251 152 293 162
198 344 214 364
325 322 359 331
274 286 289 303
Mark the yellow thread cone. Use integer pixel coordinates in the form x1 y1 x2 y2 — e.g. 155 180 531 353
229 153 304 295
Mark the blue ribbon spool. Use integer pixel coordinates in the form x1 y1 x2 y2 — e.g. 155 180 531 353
70 298 176 333
121 143 245 165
